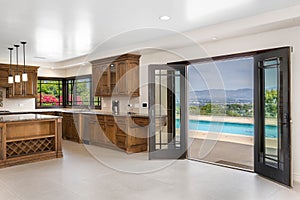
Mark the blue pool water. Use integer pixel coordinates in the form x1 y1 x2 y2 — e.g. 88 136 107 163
176 119 278 138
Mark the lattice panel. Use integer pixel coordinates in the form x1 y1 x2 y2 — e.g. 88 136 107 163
6 137 55 158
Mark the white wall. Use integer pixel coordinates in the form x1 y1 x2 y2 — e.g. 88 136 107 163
0 88 35 111
38 68 66 77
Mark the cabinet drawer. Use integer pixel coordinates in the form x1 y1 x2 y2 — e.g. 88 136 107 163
132 117 149 127
105 116 115 124
97 115 105 122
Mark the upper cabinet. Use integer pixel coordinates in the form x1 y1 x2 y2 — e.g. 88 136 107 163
91 54 141 97
0 64 38 98
0 66 10 88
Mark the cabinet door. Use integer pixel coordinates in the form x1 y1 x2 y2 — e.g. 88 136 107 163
105 123 116 144
63 114 80 143
116 124 127 150
93 66 100 96
24 71 37 97
105 122 116 145
116 61 127 95
13 70 24 97
0 68 9 87
127 117 148 153
93 65 111 96
127 60 139 96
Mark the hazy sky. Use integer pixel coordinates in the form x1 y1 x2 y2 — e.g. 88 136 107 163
188 57 254 91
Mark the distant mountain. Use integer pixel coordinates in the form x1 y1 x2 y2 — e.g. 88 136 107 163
188 88 253 104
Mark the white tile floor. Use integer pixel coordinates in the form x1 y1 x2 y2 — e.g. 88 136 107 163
0 140 299 200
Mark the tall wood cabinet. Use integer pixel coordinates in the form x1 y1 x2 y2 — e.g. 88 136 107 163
0 64 39 98
91 54 141 97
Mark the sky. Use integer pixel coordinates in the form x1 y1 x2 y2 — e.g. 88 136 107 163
188 57 254 91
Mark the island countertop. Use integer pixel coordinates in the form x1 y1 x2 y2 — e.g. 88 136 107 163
0 114 62 123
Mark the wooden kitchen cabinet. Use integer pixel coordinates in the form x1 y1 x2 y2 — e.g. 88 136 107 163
93 65 111 96
115 58 140 96
115 117 128 150
127 117 149 153
0 67 10 88
0 63 38 97
105 116 117 145
91 54 141 97
62 113 81 143
61 112 151 153
5 65 38 98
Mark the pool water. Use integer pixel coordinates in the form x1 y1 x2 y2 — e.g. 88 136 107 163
176 119 278 138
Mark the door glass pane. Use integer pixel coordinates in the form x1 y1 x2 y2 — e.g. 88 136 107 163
154 69 181 151
263 65 279 168
175 74 181 148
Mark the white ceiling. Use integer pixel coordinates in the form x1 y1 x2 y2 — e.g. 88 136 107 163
0 0 300 64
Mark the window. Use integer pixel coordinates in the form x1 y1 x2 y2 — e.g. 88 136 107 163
36 76 101 109
66 75 101 108
37 78 64 108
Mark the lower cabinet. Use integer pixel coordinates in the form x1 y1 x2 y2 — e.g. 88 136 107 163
62 113 81 143
62 112 150 153
127 117 149 153
105 116 117 145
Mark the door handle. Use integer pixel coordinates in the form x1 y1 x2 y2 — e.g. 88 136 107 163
282 113 289 127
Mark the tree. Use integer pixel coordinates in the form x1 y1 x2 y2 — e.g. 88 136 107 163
265 89 278 118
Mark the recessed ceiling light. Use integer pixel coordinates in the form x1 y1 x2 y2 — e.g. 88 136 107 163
212 37 218 41
159 15 171 21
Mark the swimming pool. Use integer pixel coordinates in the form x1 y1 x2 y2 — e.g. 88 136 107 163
176 119 278 138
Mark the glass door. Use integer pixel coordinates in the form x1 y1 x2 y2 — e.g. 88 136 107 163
148 64 187 159
254 47 291 186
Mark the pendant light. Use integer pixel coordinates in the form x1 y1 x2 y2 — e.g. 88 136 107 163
21 41 28 82
8 47 14 84
14 44 20 83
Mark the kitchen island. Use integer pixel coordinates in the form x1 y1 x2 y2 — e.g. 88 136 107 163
0 114 63 168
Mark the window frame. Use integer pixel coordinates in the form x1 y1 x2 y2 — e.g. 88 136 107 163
66 75 93 108
36 77 65 109
36 75 101 109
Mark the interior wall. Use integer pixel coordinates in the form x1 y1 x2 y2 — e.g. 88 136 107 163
38 67 66 77
0 88 35 111
64 64 92 77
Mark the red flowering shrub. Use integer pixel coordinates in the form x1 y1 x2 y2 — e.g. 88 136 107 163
37 93 59 105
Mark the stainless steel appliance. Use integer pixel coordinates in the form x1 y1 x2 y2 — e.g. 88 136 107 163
112 100 119 114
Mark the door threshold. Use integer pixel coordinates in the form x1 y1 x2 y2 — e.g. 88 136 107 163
188 158 254 173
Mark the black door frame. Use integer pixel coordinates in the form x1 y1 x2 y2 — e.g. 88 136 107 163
148 64 187 159
254 47 292 186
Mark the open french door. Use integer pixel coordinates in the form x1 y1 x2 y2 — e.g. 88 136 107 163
254 47 292 186
148 64 187 159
